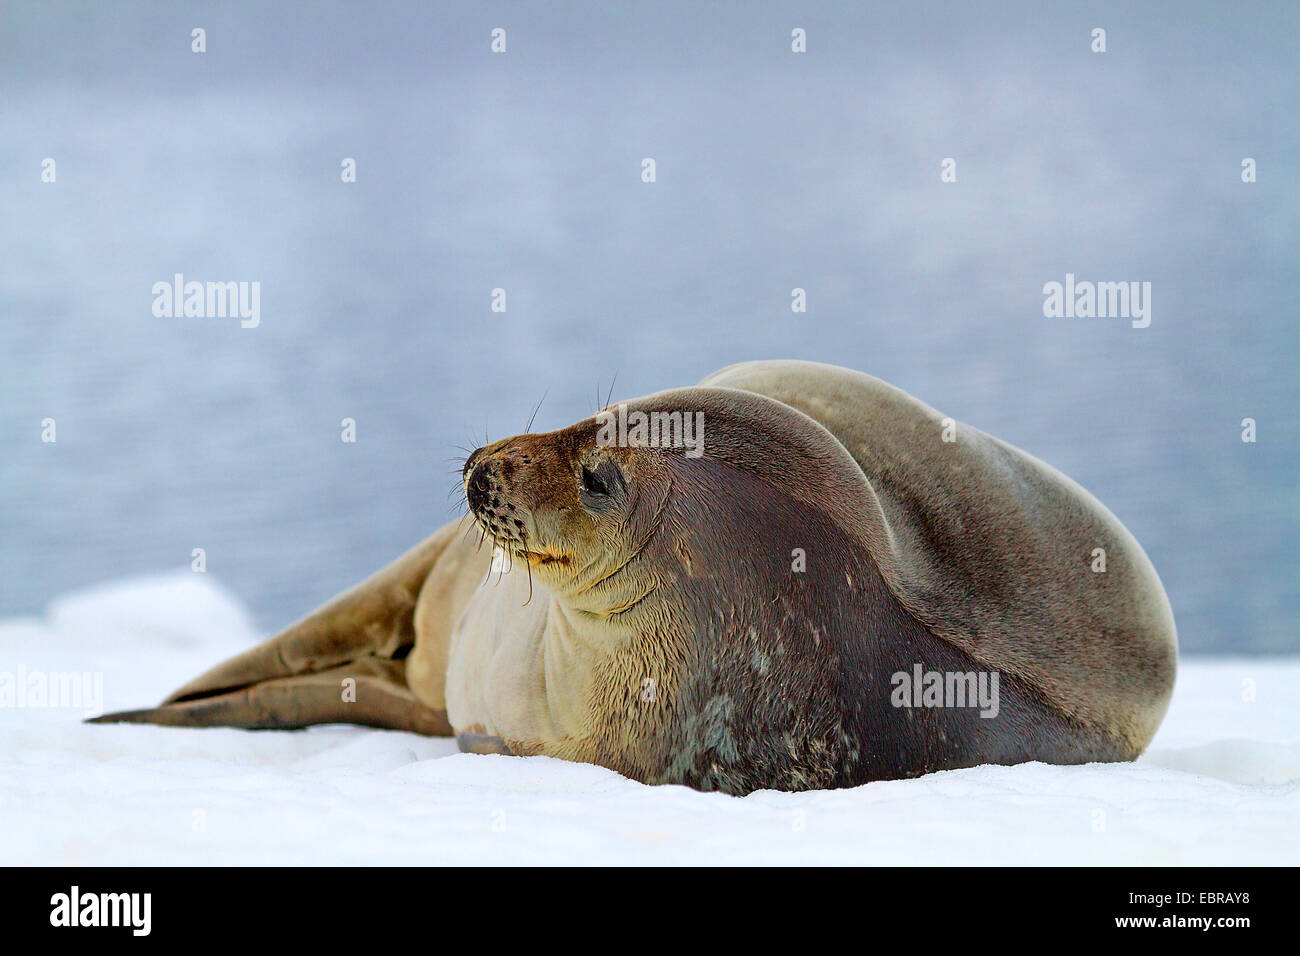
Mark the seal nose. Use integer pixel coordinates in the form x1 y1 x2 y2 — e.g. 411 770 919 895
463 447 484 478
466 461 491 513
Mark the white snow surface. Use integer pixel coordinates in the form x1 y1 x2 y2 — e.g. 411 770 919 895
2 572 1297 865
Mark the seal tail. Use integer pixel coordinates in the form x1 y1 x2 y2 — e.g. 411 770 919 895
89 523 465 735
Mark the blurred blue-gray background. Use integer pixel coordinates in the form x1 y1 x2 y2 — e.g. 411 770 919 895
2 1 1296 652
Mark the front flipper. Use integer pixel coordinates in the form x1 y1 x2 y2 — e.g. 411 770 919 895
90 522 467 735
456 732 515 755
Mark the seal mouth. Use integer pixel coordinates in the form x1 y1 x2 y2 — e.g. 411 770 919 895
520 549 571 567
464 482 571 569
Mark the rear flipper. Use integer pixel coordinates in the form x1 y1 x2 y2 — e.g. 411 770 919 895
90 658 449 734
90 523 465 735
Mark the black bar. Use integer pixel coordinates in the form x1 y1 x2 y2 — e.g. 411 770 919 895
4 867 1286 941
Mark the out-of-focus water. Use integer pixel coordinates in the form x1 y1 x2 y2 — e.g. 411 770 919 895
2 1 1296 651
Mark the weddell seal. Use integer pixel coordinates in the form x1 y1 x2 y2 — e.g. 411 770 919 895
94 361 1178 794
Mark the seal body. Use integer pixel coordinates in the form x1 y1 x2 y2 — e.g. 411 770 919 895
699 361 1178 753
94 362 1177 795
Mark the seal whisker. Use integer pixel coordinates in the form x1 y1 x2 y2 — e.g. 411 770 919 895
460 515 482 544
498 544 512 586
524 390 548 434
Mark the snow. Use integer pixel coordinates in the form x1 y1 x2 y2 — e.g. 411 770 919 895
2 572 1296 865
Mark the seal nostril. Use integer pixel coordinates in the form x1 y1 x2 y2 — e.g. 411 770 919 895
466 462 492 512
463 447 485 478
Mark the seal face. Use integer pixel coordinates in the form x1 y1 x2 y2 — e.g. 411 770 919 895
460 426 671 613
92 362 1177 796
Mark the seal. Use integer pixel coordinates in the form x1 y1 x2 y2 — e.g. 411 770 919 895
93 361 1178 794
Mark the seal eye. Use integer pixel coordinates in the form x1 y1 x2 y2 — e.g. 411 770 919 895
581 466 610 497
579 459 625 511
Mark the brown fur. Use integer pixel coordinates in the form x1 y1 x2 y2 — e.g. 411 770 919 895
699 361 1179 753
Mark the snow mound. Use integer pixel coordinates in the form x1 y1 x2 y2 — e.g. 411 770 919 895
48 570 259 653
2 573 1296 864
